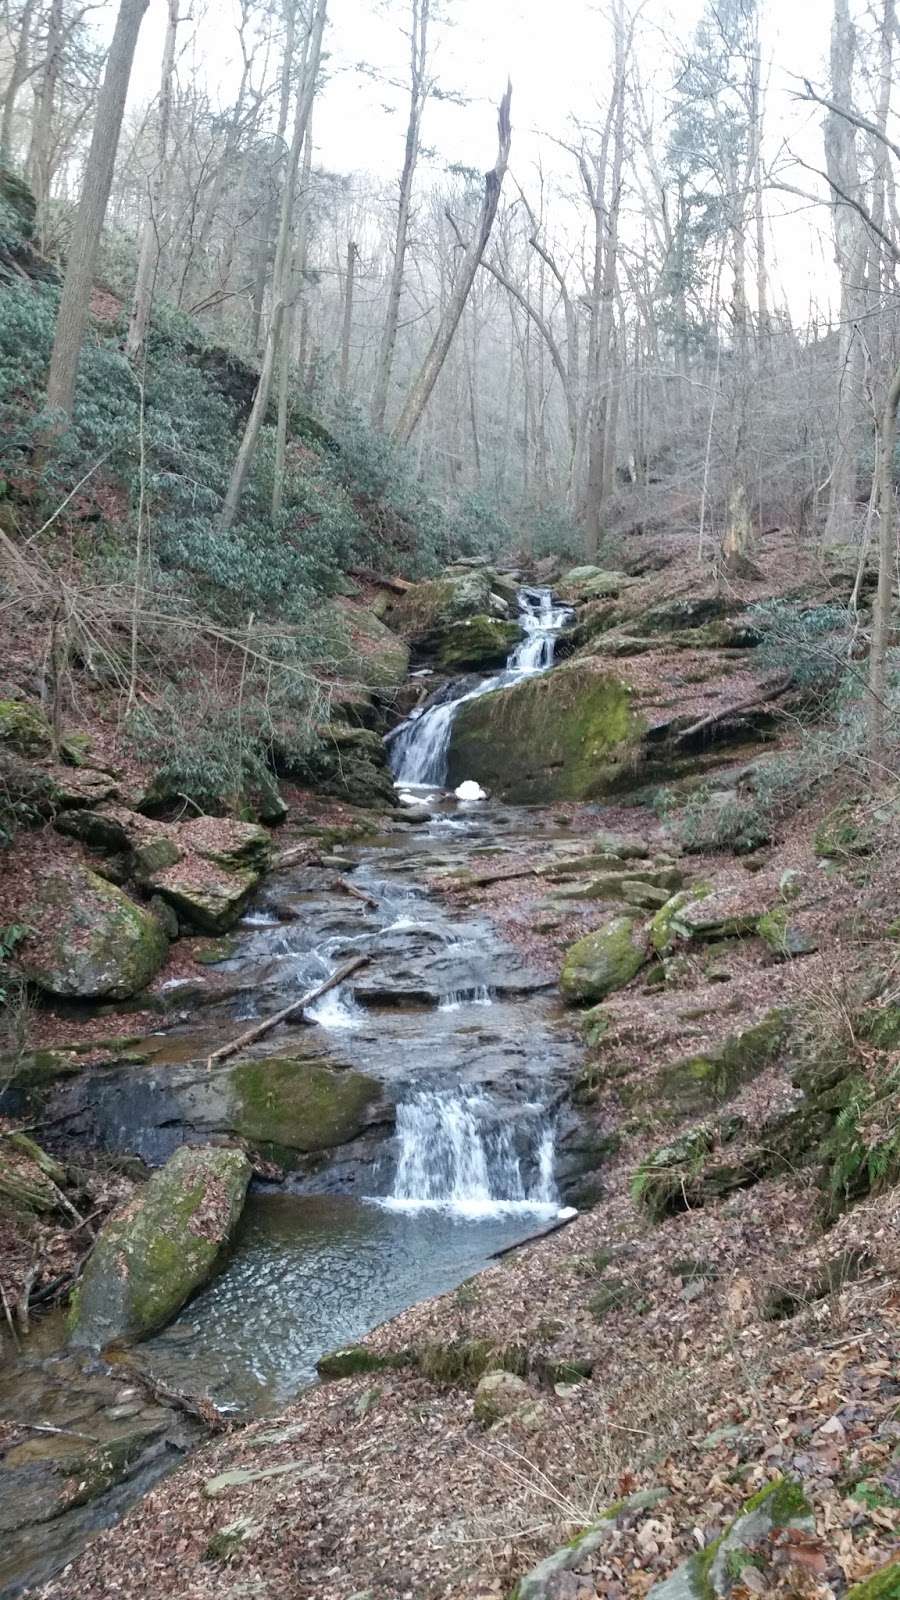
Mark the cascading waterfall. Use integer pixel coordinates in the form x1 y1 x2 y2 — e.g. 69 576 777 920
385 1092 559 1215
387 587 571 788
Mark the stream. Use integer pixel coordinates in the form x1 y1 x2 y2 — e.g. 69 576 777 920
1 587 584 1597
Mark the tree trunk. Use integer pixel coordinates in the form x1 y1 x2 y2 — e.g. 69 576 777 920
272 115 315 521
1 0 37 166
220 0 327 533
250 0 298 354
868 358 900 763
339 239 357 394
370 0 430 430
27 0 63 242
125 0 179 364
392 82 512 447
44 0 150 428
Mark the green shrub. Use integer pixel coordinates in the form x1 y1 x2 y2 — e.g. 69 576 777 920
748 599 851 690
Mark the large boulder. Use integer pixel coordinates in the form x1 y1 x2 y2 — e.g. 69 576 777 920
17 864 168 999
431 616 521 671
556 567 633 604
145 859 259 934
277 723 396 809
333 600 410 689
228 1056 382 1164
386 569 495 645
68 1145 251 1346
560 914 647 1004
0 698 53 755
447 662 642 803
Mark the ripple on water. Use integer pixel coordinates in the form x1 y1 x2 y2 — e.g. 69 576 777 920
141 1193 553 1410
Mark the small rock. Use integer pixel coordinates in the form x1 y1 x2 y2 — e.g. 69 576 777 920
472 1369 532 1427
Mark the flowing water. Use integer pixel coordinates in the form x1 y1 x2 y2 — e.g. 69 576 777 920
387 587 572 787
1 596 585 1596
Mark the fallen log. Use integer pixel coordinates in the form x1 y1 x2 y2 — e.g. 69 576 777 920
335 876 379 909
206 955 370 1070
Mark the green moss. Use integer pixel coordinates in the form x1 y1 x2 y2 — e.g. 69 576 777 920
64 1432 152 1506
845 1563 900 1600
229 1056 379 1163
19 866 169 999
650 889 707 955
432 615 521 670
653 1013 786 1114
316 1345 409 1379
416 1338 527 1385
446 662 644 804
0 698 53 754
859 1005 900 1050
743 1475 810 1523
814 805 868 860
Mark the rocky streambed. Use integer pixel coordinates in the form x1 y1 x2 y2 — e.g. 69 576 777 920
1 796 592 1597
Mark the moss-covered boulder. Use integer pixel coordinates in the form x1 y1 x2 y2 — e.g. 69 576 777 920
514 1490 668 1600
146 860 258 933
845 1562 900 1600
650 886 760 954
386 570 494 643
277 723 396 810
556 567 631 603
0 697 54 755
447 662 642 804
757 906 818 959
431 615 521 671
631 1121 755 1221
560 915 647 1005
69 1145 251 1345
228 1056 381 1164
17 865 168 999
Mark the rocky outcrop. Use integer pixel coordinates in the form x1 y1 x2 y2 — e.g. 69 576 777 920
384 568 522 667
332 599 410 689
276 723 396 809
560 915 647 1004
645 1478 813 1599
228 1056 382 1164
17 864 169 999
69 1145 251 1346
447 661 642 803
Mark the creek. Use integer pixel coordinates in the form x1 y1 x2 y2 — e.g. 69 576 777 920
1 587 585 1596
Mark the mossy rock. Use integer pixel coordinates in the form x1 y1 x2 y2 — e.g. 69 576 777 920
316 1344 409 1379
0 1133 68 1218
472 1369 532 1427
638 596 737 635
646 1477 812 1599
277 722 396 810
557 566 630 603
18 864 169 999
845 1562 900 1599
580 1004 610 1048
416 1338 527 1385
757 906 817 959
229 1055 380 1162
148 860 258 934
631 1121 754 1222
859 1004 900 1050
0 698 53 755
386 570 494 643
431 615 521 671
447 661 643 804
653 1012 786 1114
69 1145 251 1345
560 914 647 1005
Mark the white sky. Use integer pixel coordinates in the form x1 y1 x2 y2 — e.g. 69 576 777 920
121 0 839 316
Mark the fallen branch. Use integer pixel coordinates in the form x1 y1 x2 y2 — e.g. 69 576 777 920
672 677 791 746
336 876 379 909
273 842 319 871
7 1420 99 1443
206 956 370 1070
112 1360 230 1433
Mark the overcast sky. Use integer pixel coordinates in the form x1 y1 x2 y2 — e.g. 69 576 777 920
121 0 839 316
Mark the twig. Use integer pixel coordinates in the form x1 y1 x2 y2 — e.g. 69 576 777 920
205 955 370 1069
0 1281 21 1352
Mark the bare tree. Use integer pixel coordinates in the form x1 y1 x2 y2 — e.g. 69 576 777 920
44 0 149 428
125 0 180 364
392 81 511 446
370 0 431 430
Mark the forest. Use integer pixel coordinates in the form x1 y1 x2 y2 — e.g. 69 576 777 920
0 1 900 1599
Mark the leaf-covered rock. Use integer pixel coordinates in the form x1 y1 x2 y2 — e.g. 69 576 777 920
17 864 168 999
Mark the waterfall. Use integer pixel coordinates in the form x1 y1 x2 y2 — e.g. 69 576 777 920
385 1092 559 1216
388 588 572 788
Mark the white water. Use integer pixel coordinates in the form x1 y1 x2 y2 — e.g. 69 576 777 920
387 587 572 788
439 984 494 1012
384 1092 559 1217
